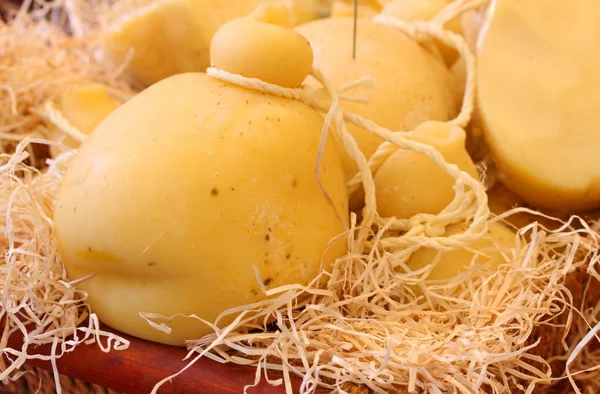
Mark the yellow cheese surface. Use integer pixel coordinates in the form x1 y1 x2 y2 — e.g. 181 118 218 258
297 18 459 175
374 121 478 219
101 0 266 86
477 0 600 212
54 74 348 345
211 13 313 88
49 84 119 157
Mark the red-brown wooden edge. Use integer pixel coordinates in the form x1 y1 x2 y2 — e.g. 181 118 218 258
7 325 325 394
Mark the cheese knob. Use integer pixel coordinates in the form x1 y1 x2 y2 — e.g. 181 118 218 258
211 6 313 88
374 121 479 219
249 2 291 26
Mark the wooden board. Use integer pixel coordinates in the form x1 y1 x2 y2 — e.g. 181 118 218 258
8 325 324 394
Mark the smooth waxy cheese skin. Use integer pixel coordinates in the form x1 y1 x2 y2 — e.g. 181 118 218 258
330 1 378 18
375 121 478 219
101 0 266 86
477 0 600 212
48 84 119 157
297 18 459 175
54 73 348 346
211 12 313 88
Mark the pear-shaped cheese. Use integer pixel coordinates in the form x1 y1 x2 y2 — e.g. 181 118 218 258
55 73 348 346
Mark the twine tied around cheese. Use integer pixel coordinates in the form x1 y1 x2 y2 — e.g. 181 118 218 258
3 1 597 394
42 0 487 254
207 10 487 253
346 15 477 195
42 101 88 143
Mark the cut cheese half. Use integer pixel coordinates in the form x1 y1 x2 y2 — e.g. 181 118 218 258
477 0 600 212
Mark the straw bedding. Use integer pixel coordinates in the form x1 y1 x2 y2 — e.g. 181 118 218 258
1 0 599 393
